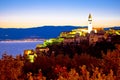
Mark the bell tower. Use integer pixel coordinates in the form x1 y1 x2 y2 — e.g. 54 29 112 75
88 13 92 33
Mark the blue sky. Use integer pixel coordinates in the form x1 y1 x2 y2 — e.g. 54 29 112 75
0 0 120 28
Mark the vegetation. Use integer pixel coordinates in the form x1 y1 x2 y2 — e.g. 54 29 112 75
0 54 24 80
0 43 120 79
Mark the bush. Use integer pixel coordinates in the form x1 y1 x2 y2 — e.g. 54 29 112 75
0 54 24 80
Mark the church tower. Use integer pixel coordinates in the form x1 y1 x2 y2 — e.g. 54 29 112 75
88 14 92 33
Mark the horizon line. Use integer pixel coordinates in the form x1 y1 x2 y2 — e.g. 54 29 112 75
0 25 120 29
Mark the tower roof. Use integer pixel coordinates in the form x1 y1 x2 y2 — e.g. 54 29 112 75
88 14 92 19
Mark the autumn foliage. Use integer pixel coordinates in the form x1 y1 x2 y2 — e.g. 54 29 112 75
0 44 120 80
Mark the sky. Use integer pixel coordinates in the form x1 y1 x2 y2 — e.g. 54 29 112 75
0 0 120 28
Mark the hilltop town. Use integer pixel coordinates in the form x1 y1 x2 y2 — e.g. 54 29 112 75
24 14 120 63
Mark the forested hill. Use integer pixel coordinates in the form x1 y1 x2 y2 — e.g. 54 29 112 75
0 26 79 40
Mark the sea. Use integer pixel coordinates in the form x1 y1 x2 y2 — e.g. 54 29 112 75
0 40 43 57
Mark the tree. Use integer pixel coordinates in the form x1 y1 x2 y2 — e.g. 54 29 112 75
0 54 24 80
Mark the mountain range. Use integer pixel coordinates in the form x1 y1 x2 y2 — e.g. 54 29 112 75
0 26 119 40
0 26 79 40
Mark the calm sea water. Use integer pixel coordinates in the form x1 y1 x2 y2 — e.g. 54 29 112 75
0 41 43 57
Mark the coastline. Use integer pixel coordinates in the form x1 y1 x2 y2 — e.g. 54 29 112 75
0 39 45 43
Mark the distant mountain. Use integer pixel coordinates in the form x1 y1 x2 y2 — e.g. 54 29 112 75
104 26 120 30
0 26 119 40
0 26 79 40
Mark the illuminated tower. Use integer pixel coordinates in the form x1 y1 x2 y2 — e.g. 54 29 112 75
88 14 92 33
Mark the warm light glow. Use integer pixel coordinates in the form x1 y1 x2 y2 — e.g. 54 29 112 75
1 19 120 28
